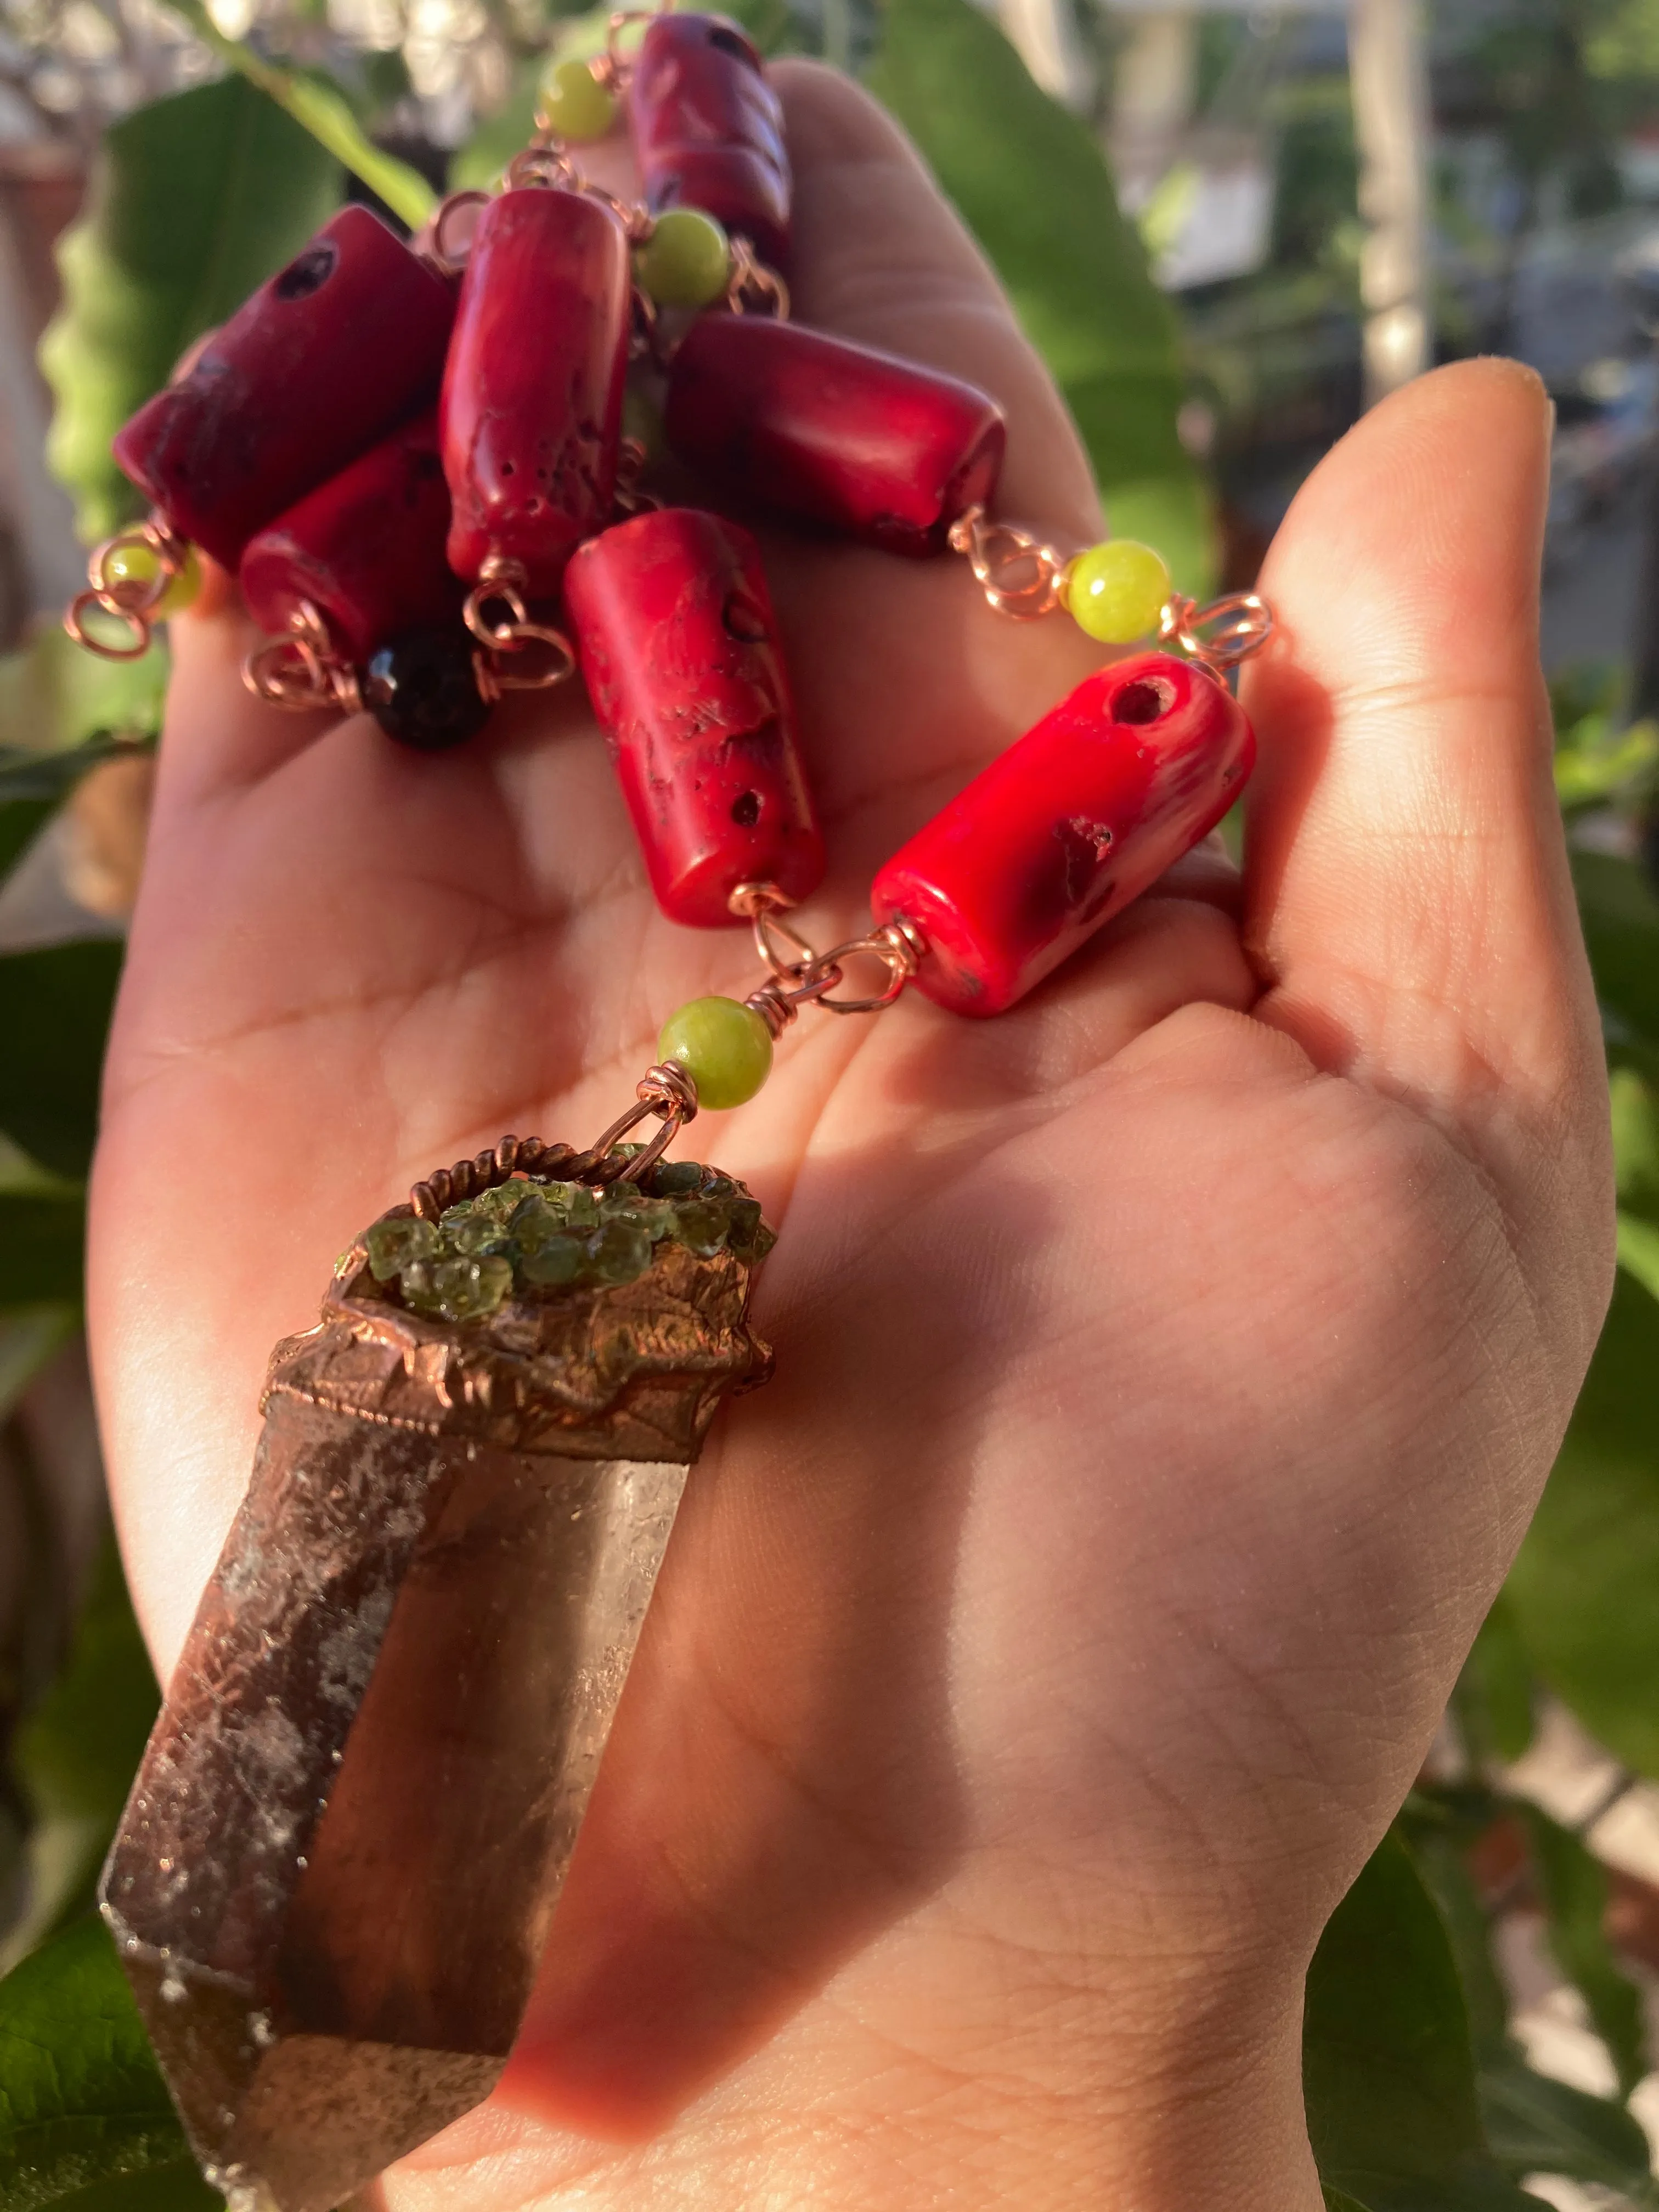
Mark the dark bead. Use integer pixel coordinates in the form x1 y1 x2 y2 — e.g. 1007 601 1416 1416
362 629 491 752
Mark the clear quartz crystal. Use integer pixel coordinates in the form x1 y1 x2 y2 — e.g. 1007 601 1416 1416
101 1162 772 2212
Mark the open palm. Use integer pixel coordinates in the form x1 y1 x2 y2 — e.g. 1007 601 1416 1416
89 63 1612 2212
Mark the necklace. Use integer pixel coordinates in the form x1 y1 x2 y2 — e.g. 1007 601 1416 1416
65 18 1271 2208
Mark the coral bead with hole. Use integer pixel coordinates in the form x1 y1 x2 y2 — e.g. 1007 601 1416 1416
871 653 1254 1015
563 506 823 927
113 207 456 571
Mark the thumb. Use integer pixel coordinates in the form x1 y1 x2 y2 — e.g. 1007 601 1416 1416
1240 358 1610 1348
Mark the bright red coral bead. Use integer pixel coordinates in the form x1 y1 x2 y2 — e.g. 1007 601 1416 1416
240 411 461 667
112 207 456 572
871 653 1255 1016
564 506 824 927
440 188 630 594
665 314 1006 558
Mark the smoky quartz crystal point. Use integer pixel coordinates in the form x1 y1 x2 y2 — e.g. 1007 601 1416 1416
101 1144 774 2212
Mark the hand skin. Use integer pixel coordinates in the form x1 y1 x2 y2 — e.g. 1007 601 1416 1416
87 63 1612 2212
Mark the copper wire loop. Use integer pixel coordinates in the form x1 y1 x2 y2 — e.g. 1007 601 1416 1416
947 504 1065 620
505 141 580 192
594 5 667 92
242 600 362 714
1159 590 1274 673
64 514 189 659
464 556 577 697
613 433 660 518
725 234 789 319
426 188 493 278
588 1061 700 1183
727 880 926 1020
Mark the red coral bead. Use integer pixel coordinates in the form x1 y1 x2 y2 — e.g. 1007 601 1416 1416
871 653 1254 1017
439 188 630 595
629 13 791 268
664 314 1006 557
112 207 456 572
239 410 461 666
564 506 824 927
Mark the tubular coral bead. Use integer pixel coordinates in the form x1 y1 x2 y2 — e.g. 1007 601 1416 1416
112 207 457 572
440 188 630 593
239 411 461 666
629 13 791 268
664 314 1006 558
871 653 1255 1017
563 506 824 927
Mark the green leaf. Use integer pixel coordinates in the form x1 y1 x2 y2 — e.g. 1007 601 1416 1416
1553 715 1659 812
1480 2052 1657 2200
1452 1592 1537 1767
0 942 122 1181
1571 849 1659 1052
5 1536 160 1966
159 0 435 228
0 1193 87 1312
865 0 1214 594
1304 1831 1543 2212
40 76 344 543
1508 1269 1659 1778
0 629 167 760
1516 1804 1648 2099
0 1308 78 1427
0 1917 215 2211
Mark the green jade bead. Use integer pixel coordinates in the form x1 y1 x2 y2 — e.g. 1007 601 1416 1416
634 208 731 309
538 56 617 143
105 539 202 620
1065 539 1172 646
658 995 773 1110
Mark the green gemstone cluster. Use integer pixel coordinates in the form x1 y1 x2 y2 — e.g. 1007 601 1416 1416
361 1159 776 1324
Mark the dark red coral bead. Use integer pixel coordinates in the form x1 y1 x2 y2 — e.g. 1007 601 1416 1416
563 506 824 928
664 314 1006 557
439 188 630 595
871 654 1255 1017
629 13 791 268
112 207 456 572
239 410 461 667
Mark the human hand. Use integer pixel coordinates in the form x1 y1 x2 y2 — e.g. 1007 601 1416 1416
88 63 1613 2212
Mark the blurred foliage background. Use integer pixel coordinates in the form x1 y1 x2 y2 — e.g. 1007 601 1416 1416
2 0 1659 2203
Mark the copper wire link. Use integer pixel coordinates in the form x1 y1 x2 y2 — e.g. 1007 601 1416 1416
586 1060 699 1182
1159 590 1274 673
947 504 1066 620
725 235 789 320
65 514 190 660
727 881 927 1026
242 599 362 714
464 556 578 699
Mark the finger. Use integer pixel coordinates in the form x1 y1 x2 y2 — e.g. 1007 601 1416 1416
1241 360 1607 1253
772 60 1101 546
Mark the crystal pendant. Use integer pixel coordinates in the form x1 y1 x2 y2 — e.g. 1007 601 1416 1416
101 1146 774 2212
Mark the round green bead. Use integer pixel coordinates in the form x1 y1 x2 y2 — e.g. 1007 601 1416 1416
658 996 773 1111
105 539 201 620
634 208 731 309
538 55 617 143
1065 539 1172 646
